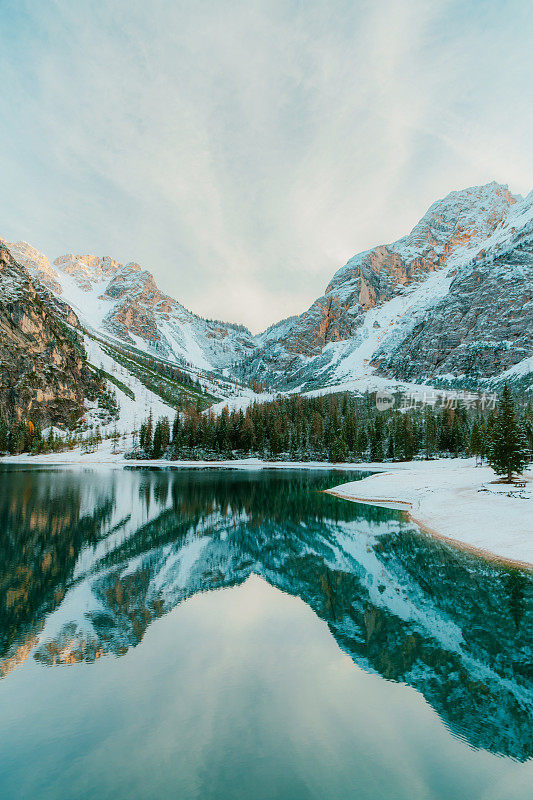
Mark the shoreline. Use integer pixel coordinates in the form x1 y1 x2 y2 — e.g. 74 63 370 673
326 487 533 571
0 451 378 472
326 462 533 571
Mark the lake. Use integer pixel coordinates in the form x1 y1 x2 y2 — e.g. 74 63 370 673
0 465 531 799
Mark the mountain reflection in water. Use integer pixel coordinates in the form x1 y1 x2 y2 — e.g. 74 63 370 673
0 465 531 762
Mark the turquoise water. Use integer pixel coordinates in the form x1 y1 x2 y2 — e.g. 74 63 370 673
0 466 531 799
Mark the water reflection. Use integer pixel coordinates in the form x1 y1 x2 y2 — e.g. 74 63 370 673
0 466 531 761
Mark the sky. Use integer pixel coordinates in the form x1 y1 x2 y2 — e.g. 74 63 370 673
0 0 531 332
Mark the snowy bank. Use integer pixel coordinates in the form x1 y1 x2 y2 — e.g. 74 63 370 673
327 459 533 568
0 443 373 472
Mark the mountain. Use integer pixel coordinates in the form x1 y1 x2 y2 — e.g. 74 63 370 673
0 243 241 437
375 189 533 384
2 244 257 373
2 180 532 430
0 243 102 425
244 182 533 390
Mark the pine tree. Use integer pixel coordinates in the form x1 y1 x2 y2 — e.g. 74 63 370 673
46 426 55 453
386 430 395 460
357 427 368 459
144 410 153 453
111 427 120 453
152 417 170 458
487 384 529 482
241 413 255 453
469 419 483 465
0 418 8 453
329 432 348 463
369 416 384 461
423 408 437 460
139 422 147 451
172 412 181 443
31 423 43 454
160 417 170 452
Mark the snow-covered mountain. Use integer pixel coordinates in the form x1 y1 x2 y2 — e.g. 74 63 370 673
2 243 257 373
376 188 533 385
244 182 533 391
2 180 532 425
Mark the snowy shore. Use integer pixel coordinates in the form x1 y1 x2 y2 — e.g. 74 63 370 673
327 459 533 568
0 443 373 472
2 449 531 567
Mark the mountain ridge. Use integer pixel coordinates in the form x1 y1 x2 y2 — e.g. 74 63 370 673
2 179 532 430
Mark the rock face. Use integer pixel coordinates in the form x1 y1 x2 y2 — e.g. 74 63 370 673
1 240 63 294
0 244 101 425
53 253 124 289
1 239 80 327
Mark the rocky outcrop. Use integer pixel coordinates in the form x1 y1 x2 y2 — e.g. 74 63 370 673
1 239 63 294
0 240 80 327
53 253 123 290
0 244 101 425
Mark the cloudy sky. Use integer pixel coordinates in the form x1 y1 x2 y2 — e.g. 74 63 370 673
1 0 531 331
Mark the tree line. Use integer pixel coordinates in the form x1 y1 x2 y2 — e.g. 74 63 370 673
0 420 72 455
133 387 532 479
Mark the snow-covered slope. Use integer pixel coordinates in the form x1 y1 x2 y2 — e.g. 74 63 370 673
56 254 258 371
81 335 176 437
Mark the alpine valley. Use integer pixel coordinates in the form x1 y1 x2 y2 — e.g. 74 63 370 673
1 180 532 433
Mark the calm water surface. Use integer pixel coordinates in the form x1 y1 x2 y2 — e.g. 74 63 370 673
0 465 532 799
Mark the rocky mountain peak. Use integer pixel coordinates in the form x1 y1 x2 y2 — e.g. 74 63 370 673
402 181 518 252
102 266 165 304
328 181 519 301
246 182 532 389
53 253 123 291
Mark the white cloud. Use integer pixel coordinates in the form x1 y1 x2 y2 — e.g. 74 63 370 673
0 0 531 331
